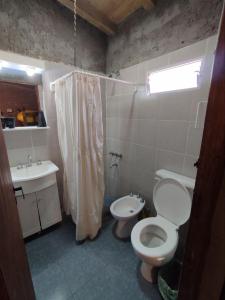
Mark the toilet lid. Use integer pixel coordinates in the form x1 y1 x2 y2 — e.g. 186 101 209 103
153 178 192 227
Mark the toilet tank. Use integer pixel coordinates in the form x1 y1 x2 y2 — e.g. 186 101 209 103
154 169 195 196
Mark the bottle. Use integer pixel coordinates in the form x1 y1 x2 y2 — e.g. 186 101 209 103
37 110 47 127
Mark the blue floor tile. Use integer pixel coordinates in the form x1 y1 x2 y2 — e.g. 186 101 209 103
26 218 161 300
32 262 72 300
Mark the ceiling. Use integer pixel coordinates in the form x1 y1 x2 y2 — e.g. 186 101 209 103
57 0 156 35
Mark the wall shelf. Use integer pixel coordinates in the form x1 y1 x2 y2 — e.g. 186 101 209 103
3 126 50 132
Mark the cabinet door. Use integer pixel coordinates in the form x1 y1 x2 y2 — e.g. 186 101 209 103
37 184 62 230
17 193 41 238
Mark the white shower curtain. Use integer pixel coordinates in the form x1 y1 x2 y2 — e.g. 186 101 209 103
54 73 104 241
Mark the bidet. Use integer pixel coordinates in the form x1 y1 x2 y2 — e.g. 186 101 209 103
110 194 145 239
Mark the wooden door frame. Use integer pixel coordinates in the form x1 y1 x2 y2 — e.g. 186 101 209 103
0 124 35 298
178 6 225 300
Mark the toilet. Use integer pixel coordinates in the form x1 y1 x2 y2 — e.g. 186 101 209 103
131 169 195 283
110 194 145 239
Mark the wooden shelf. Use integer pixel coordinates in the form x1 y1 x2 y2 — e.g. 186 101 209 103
3 126 50 132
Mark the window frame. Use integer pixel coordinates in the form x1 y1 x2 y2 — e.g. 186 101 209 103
147 58 203 95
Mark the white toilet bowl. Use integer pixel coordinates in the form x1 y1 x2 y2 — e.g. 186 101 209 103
110 194 145 239
131 170 194 283
131 216 178 282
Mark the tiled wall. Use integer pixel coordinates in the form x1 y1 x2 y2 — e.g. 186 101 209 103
105 35 218 211
4 129 48 167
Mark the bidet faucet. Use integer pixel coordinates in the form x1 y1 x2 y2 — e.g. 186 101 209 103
17 163 23 170
137 193 144 202
26 154 32 168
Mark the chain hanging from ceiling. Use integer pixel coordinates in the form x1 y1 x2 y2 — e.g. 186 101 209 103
73 0 77 67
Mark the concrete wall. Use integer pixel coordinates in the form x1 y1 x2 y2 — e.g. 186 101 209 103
106 0 223 73
0 0 107 72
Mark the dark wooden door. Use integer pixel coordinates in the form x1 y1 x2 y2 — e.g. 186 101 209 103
0 123 35 300
178 6 225 300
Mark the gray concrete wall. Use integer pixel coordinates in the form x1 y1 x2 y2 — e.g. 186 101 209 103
106 0 223 73
0 0 107 72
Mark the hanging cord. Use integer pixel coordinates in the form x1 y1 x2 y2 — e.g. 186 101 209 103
73 0 77 67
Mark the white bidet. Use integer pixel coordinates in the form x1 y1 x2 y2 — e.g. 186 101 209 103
110 194 145 239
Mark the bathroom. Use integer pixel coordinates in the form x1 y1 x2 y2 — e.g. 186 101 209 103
0 1 224 300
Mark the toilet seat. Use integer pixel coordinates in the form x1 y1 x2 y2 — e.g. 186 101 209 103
153 178 192 227
131 216 178 258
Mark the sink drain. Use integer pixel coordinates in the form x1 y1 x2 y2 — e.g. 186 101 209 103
129 210 134 213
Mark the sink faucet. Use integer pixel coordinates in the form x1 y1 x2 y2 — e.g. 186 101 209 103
26 154 32 168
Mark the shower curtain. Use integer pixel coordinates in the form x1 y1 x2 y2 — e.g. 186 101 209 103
54 73 104 241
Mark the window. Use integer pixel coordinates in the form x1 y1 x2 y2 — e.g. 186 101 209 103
148 59 202 94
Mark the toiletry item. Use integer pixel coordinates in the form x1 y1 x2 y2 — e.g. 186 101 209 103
24 111 37 125
16 109 25 124
4 117 16 128
37 111 47 127
0 117 5 129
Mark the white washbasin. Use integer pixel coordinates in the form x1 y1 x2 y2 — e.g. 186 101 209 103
11 160 59 183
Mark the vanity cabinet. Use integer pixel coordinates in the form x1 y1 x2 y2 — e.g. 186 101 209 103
36 184 62 230
16 183 62 238
17 193 41 238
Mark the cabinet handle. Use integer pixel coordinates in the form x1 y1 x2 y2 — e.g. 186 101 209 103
13 186 25 199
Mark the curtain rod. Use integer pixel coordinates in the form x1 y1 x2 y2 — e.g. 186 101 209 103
50 69 143 91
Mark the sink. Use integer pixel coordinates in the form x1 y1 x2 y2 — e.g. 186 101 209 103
11 160 59 194
11 160 59 183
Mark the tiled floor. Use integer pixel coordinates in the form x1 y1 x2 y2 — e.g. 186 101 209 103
26 217 162 300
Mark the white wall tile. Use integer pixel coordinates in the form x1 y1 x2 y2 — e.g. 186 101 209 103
134 145 156 174
135 92 159 120
200 53 215 92
105 37 217 201
106 117 120 139
129 170 155 209
185 123 203 157
182 155 198 178
117 140 135 163
156 149 184 174
106 96 120 117
119 118 137 142
133 119 157 147
189 98 208 124
4 131 32 150
31 130 48 147
7 148 32 166
156 120 189 153
117 175 131 198
4 129 49 167
119 94 137 119
206 35 218 54
106 80 118 97
32 146 48 162
158 90 194 121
